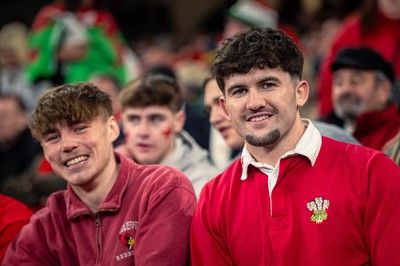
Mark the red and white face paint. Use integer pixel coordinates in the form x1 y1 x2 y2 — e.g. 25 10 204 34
121 106 183 164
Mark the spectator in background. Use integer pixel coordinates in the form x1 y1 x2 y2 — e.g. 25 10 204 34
26 0 137 90
0 22 36 113
117 74 219 198
146 65 211 151
0 93 42 205
190 27 400 265
89 73 125 146
203 76 244 169
3 82 196 265
321 47 400 151
222 0 301 47
222 0 278 40
317 0 400 117
0 193 32 263
90 73 122 122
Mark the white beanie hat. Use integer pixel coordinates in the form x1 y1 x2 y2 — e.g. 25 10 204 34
226 0 278 28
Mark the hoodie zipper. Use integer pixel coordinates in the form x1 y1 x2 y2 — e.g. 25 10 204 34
94 213 102 264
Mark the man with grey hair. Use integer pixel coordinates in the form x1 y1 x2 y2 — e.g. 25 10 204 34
321 46 400 151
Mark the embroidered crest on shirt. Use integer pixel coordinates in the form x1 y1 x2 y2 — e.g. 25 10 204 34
307 197 330 224
118 220 138 250
119 234 135 250
115 220 138 261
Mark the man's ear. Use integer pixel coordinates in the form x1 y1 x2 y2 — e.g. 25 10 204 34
219 96 231 120
108 116 121 142
296 80 309 107
173 110 186 132
377 79 392 106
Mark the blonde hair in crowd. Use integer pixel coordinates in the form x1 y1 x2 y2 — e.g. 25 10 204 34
0 22 29 66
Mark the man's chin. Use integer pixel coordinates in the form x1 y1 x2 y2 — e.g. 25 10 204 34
136 158 157 165
335 105 364 120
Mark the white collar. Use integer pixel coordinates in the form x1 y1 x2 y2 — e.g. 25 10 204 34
240 119 321 180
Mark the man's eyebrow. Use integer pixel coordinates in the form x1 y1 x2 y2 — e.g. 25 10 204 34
43 127 57 134
226 75 281 94
256 76 280 86
42 128 57 138
148 113 166 118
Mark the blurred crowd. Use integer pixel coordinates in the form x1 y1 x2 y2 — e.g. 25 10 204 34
0 0 400 261
0 0 399 260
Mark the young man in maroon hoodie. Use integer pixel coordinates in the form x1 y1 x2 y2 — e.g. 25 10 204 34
3 82 196 265
190 27 400 265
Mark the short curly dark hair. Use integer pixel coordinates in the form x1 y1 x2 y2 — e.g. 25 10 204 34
214 27 303 94
30 82 113 141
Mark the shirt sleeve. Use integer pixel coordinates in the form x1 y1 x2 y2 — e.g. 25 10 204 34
190 187 233 265
134 185 196 265
2 215 60 265
364 153 400 264
0 220 29 263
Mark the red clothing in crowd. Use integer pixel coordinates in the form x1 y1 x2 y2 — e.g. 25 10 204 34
318 11 400 116
353 103 400 151
3 153 196 265
0 194 32 263
190 137 400 265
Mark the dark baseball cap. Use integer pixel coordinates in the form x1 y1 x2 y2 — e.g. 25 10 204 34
330 47 394 83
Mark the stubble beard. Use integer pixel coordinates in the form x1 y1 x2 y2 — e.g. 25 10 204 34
245 128 281 147
334 93 365 121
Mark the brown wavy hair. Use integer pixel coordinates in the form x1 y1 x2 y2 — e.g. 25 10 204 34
30 82 113 141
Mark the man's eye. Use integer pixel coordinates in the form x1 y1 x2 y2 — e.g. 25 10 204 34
232 88 246 96
350 78 363 86
75 125 89 133
44 134 60 142
127 116 139 124
150 116 164 123
333 79 342 87
261 82 275 90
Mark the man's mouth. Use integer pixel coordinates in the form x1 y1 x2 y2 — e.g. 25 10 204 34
218 125 228 132
249 115 271 122
338 93 361 105
137 143 151 148
65 155 89 167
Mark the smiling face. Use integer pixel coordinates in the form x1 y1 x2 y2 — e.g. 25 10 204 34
30 83 119 192
40 115 120 189
121 105 185 165
204 78 244 150
220 67 308 157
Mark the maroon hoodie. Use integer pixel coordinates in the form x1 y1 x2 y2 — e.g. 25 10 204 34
3 153 196 265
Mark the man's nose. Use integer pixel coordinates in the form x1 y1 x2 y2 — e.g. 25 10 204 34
61 134 79 152
246 90 264 111
209 106 225 125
